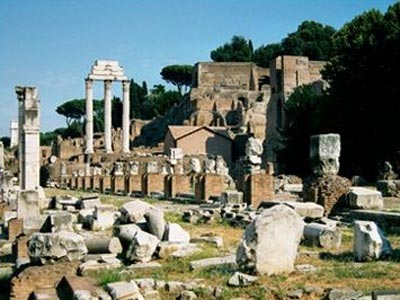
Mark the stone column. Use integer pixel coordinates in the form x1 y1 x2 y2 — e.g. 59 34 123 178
0 141 4 170
85 79 94 154
122 80 131 153
9 120 19 148
104 80 113 153
16 86 40 190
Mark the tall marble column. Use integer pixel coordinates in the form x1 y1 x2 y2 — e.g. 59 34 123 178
104 80 113 153
85 79 94 154
122 80 131 153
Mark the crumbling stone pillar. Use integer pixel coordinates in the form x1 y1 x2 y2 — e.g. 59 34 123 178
166 174 193 198
10 120 19 148
143 174 166 195
240 172 274 208
104 80 113 153
125 175 142 194
303 134 351 215
16 86 40 190
195 174 225 202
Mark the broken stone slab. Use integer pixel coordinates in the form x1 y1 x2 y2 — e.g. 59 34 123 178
283 184 303 194
191 235 223 248
28 231 88 264
78 195 101 209
353 220 392 262
236 204 304 275
84 236 123 254
106 281 142 300
78 259 122 276
50 212 74 232
165 281 185 293
228 271 257 287
259 201 324 219
133 278 156 290
17 190 40 219
164 223 190 244
113 224 143 247
78 209 95 223
126 261 162 271
2 210 17 228
145 208 166 240
170 244 201 258
157 241 188 259
295 264 317 273
23 214 49 234
126 230 159 263
303 223 342 249
286 289 303 299
189 255 236 270
120 200 154 223
142 290 160 300
347 187 383 210
91 206 116 231
328 289 363 300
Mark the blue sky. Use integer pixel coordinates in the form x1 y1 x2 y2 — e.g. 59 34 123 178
0 0 395 136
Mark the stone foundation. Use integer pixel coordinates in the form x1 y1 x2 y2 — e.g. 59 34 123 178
303 175 351 216
143 174 166 195
166 175 193 198
195 174 225 202
112 176 125 193
91 176 101 190
125 175 142 194
100 176 111 193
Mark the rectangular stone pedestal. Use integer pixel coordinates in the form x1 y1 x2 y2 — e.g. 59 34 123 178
76 177 84 190
100 176 111 193
112 176 125 193
70 177 77 189
240 173 274 208
126 175 142 194
143 174 166 195
166 175 193 198
195 174 225 202
8 218 23 241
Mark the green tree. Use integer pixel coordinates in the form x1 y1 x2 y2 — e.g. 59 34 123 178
210 35 253 63
56 99 86 127
141 85 181 119
160 65 193 95
40 131 57 146
253 43 283 67
0 136 11 148
281 20 336 60
130 79 148 119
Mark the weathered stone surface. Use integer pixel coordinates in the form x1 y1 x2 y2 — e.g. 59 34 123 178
347 187 383 210
28 231 88 264
85 236 123 254
91 204 115 230
328 289 362 300
228 271 257 287
126 231 159 263
191 235 223 248
236 204 304 275
145 208 166 240
78 259 122 275
189 255 236 270
142 290 160 300
114 224 143 247
354 220 392 261
126 261 162 271
170 244 201 258
79 195 101 209
164 223 190 244
17 190 40 219
120 200 153 223
303 223 342 249
50 212 74 232
303 175 351 216
310 134 340 176
245 137 263 165
259 201 324 219
106 281 142 300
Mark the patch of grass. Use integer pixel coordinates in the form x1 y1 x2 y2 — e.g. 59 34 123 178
97 269 130 288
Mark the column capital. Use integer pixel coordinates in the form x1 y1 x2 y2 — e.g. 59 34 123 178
85 78 94 89
122 80 131 89
104 80 113 89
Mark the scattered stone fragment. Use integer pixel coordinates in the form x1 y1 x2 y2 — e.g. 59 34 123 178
191 235 223 248
120 200 153 223
347 187 383 210
170 244 201 258
328 289 363 300
259 201 324 219
164 223 190 243
228 271 257 287
179 290 197 300
85 236 123 254
142 290 160 300
28 231 88 264
113 224 143 247
287 289 303 299
353 220 392 261
134 278 156 290
126 262 162 271
145 208 166 240
295 264 317 273
236 204 304 275
79 195 101 209
303 223 342 249
126 230 159 263
189 255 236 270
106 281 142 300
165 281 185 292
